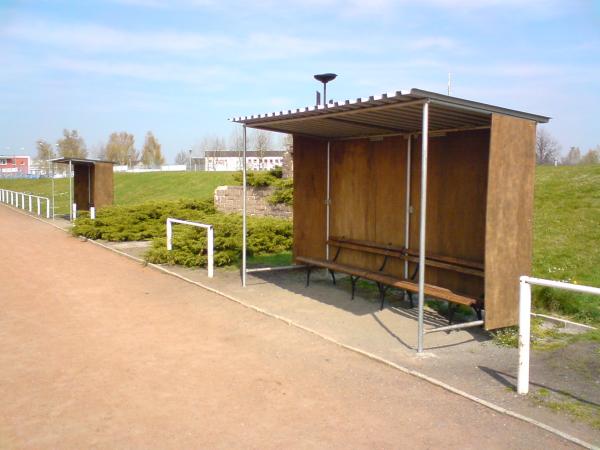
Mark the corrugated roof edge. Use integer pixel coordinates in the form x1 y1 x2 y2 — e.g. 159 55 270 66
229 88 550 125
409 89 550 123
50 157 117 165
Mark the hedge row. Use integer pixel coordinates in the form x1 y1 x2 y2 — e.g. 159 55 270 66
73 199 292 267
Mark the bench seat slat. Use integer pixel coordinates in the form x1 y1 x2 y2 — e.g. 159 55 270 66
362 270 477 306
297 256 478 308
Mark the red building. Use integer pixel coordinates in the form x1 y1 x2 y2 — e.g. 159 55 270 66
0 155 30 176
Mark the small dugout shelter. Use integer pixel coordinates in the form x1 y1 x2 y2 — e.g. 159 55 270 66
50 157 115 218
232 88 549 351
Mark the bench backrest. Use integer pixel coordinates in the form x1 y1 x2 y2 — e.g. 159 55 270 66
328 237 405 259
329 236 484 278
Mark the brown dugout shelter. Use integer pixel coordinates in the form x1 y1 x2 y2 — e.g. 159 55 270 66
50 157 115 219
232 88 549 352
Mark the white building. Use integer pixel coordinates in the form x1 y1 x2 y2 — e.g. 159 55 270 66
193 151 285 171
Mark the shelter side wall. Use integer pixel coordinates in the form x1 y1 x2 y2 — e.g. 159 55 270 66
93 163 114 208
484 114 536 330
330 136 408 273
410 129 489 297
73 165 91 210
293 136 327 260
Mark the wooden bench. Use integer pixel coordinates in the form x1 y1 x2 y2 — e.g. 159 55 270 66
296 237 484 323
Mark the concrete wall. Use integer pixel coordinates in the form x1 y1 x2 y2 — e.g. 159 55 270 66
214 185 292 219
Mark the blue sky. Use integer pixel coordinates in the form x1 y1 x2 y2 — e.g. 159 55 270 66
1 0 599 162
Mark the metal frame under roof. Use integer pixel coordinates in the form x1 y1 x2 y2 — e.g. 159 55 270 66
231 88 550 139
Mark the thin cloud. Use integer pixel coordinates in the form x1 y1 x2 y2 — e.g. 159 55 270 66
3 20 232 54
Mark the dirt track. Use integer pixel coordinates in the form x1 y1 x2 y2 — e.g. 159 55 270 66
0 206 577 449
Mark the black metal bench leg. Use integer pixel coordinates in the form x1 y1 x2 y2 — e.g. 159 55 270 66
305 267 312 287
351 276 358 300
377 283 387 310
329 269 336 285
474 304 483 320
448 302 456 325
407 291 414 308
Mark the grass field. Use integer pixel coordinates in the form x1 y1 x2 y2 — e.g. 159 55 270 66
2 166 599 323
0 171 236 215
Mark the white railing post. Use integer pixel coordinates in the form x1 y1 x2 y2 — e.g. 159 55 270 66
21 193 26 209
28 195 32 212
518 277 532 394
37 197 41 216
72 203 77 220
15 192 19 208
517 275 600 396
207 226 214 278
46 198 51 219
166 219 173 251
90 206 96 220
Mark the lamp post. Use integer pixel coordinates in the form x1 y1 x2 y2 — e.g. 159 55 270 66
314 73 337 105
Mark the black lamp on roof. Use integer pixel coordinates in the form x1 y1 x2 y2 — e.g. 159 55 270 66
314 73 337 106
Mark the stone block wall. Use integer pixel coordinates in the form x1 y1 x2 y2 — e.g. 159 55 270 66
214 185 292 219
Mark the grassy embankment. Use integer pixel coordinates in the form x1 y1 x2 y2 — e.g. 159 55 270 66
533 165 600 324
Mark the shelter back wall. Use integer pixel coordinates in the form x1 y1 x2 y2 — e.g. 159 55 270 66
294 130 489 298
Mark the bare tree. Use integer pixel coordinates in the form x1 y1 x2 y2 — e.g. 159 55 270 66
57 129 87 158
174 149 189 165
253 130 272 170
141 132 164 168
536 129 560 165
561 146 581 166
229 128 246 170
282 133 293 151
580 146 600 165
35 139 55 174
105 132 136 166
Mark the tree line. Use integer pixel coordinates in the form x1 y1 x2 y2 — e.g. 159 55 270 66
35 129 165 169
536 129 599 165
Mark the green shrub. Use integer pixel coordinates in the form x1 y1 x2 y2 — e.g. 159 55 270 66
268 178 293 206
232 167 283 187
72 199 292 268
231 169 293 206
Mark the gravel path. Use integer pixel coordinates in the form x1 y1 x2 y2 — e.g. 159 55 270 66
0 206 578 449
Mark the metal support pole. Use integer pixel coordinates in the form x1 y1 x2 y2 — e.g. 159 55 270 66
404 135 412 279
69 160 73 221
326 141 331 260
518 278 532 394
88 165 91 208
51 162 55 219
242 124 247 287
417 101 429 353
207 226 214 278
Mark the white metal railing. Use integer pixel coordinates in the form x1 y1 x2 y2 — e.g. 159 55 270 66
518 275 600 394
0 188 51 219
166 218 214 278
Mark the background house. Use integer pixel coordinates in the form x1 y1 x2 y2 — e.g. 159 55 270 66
0 155 30 177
